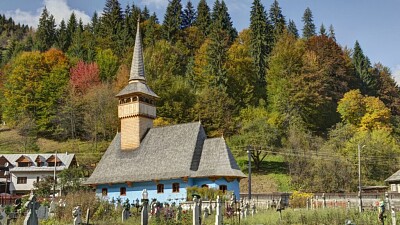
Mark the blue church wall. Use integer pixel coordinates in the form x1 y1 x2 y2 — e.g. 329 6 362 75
96 179 188 204
96 177 241 203
191 178 240 199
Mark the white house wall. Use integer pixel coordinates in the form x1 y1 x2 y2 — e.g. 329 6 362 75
11 171 56 193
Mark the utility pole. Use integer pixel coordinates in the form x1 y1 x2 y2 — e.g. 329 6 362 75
358 144 365 213
247 146 252 200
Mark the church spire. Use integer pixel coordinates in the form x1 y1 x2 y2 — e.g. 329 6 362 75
129 18 146 82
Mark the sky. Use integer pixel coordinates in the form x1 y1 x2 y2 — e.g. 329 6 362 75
0 0 399 83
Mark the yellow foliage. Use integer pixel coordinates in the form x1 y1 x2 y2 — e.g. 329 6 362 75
290 191 313 208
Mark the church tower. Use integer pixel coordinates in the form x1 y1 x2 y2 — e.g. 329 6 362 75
116 20 158 150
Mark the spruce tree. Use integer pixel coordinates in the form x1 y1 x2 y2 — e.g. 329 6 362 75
211 0 237 43
353 41 378 95
66 12 78 50
182 0 197 29
142 6 150 20
195 0 211 36
56 19 68 52
163 0 183 42
100 0 123 49
35 7 56 51
319 23 327 36
250 0 272 102
269 0 286 39
287 19 299 38
90 11 100 34
302 7 316 39
328 24 336 40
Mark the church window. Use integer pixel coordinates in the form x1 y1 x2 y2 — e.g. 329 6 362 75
120 187 126 196
201 184 209 188
157 184 164 193
102 188 108 196
172 183 180 193
219 185 227 193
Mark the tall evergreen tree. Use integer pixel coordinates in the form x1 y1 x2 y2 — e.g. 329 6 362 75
182 0 197 29
211 0 237 43
195 0 211 36
163 0 183 42
250 0 272 102
319 23 327 36
269 0 286 39
328 24 336 40
35 7 56 51
353 41 378 95
302 7 316 39
142 6 150 20
56 20 68 52
100 0 123 51
287 19 299 38
66 12 78 50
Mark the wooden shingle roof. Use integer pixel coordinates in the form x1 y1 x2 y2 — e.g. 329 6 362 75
85 122 246 185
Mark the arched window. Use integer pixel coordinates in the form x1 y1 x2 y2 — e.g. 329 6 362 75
157 184 164 193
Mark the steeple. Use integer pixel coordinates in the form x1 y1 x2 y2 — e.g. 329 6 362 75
116 19 158 151
129 18 146 82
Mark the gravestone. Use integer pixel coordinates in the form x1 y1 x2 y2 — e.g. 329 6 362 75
391 206 396 225
251 203 256 217
215 196 223 225
85 208 91 225
36 205 49 220
122 199 130 222
141 189 149 225
244 202 250 218
49 200 56 218
0 206 6 225
72 206 82 225
24 195 40 225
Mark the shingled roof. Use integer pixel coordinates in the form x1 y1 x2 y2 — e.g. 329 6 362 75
386 169 400 183
85 122 246 185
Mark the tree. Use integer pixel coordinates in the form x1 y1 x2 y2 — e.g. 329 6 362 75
56 20 68 52
66 12 78 50
58 167 88 193
302 7 316 39
250 0 272 103
99 0 123 51
33 176 55 197
182 0 196 29
319 23 327 36
95 49 119 82
337 89 366 126
328 24 335 40
195 0 211 36
375 64 400 115
3 49 69 136
353 41 378 95
163 0 183 42
70 61 101 94
34 7 56 51
211 0 237 43
287 19 299 38
269 0 286 39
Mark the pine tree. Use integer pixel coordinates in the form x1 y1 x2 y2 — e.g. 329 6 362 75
328 24 336 40
35 7 56 51
182 0 197 29
211 0 237 43
100 0 123 51
56 20 68 52
319 23 327 36
144 13 158 47
142 6 150 20
66 12 78 50
250 0 272 102
287 19 299 38
195 0 211 36
302 7 316 39
163 0 183 42
353 41 378 95
68 19 86 60
269 0 286 39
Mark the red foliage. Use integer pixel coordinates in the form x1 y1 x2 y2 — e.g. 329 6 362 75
70 61 100 94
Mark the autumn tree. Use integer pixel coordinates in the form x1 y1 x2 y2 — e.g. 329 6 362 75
95 49 119 82
70 61 101 94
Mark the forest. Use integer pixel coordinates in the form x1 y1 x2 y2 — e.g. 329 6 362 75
0 0 399 193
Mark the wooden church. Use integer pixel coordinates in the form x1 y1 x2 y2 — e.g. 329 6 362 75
84 22 246 203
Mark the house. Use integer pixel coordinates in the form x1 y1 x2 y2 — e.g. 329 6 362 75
84 22 246 203
385 170 400 193
0 153 77 195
